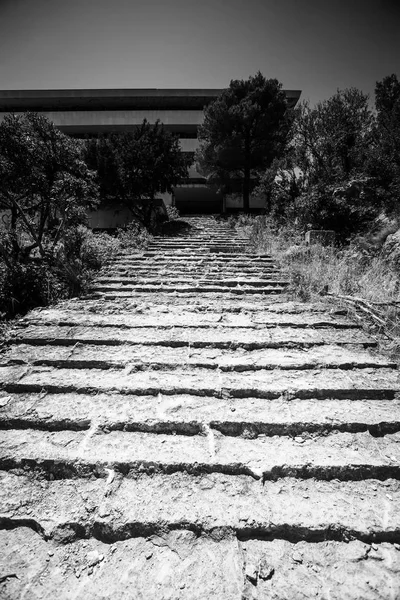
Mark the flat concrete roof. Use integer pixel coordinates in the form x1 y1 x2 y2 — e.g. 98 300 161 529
0 88 301 111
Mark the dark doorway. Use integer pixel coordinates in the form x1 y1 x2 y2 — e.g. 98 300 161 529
174 185 222 214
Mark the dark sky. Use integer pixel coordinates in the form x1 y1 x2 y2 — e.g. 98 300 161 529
0 0 399 105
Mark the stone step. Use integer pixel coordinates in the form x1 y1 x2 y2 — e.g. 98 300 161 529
95 277 289 288
140 252 273 259
1 471 400 544
8 324 377 348
109 266 281 275
1 365 398 399
2 343 394 372
19 309 358 329
1 392 400 436
116 255 276 263
92 284 288 295
1 428 400 480
65 297 328 313
149 240 246 246
1 528 398 600
147 240 247 246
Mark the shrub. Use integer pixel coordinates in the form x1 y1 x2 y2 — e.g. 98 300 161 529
116 220 152 250
0 226 121 318
166 205 180 220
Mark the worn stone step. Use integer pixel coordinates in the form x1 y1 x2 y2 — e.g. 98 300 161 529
126 253 274 261
1 365 398 399
18 308 359 329
1 471 400 544
1 428 400 480
92 284 287 294
63 297 329 314
147 242 247 248
9 324 377 348
3 344 393 372
1 528 398 600
95 276 289 287
1 392 400 436
109 266 282 276
116 254 275 261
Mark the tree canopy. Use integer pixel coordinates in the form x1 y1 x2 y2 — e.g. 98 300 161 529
195 72 292 212
293 88 374 188
85 120 191 228
255 78 400 238
0 112 98 263
367 74 400 213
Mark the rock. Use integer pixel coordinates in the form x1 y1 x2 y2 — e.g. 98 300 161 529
347 541 369 562
245 562 258 584
292 551 303 564
0 395 11 407
86 550 104 567
258 556 274 580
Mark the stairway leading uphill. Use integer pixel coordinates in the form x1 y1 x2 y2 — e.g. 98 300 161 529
0 215 400 599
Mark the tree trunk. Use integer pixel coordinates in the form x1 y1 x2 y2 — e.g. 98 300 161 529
243 165 250 213
243 138 251 213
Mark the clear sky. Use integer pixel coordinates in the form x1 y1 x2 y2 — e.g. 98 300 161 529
0 0 399 105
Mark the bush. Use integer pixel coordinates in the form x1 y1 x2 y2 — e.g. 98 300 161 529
116 220 152 250
0 259 65 317
166 205 180 220
81 229 120 270
0 226 121 318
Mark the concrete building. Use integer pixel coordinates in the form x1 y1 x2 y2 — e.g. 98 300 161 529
0 88 301 224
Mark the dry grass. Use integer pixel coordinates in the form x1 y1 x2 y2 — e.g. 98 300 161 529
235 216 400 359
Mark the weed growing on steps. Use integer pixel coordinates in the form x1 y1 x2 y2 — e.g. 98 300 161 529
116 221 153 250
233 215 400 356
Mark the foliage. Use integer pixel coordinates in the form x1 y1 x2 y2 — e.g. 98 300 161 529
0 112 98 264
116 220 152 250
0 258 63 318
236 216 400 352
294 88 374 187
0 113 123 319
256 84 400 238
0 226 120 318
85 121 191 230
195 72 292 212
166 205 180 220
366 74 400 215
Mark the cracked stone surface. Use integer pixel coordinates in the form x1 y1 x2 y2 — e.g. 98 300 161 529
1 215 400 599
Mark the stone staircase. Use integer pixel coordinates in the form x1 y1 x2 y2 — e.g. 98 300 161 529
0 215 400 599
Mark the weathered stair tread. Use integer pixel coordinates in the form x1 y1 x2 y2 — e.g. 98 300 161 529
9 324 377 348
56 297 330 313
92 284 288 295
243 539 400 600
141 251 274 258
110 265 281 273
0 528 245 600
2 343 395 371
1 471 400 542
19 308 359 329
2 392 400 435
1 530 398 600
1 365 398 399
95 277 288 287
1 429 400 480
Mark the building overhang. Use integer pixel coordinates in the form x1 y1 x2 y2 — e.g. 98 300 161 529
0 88 301 112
